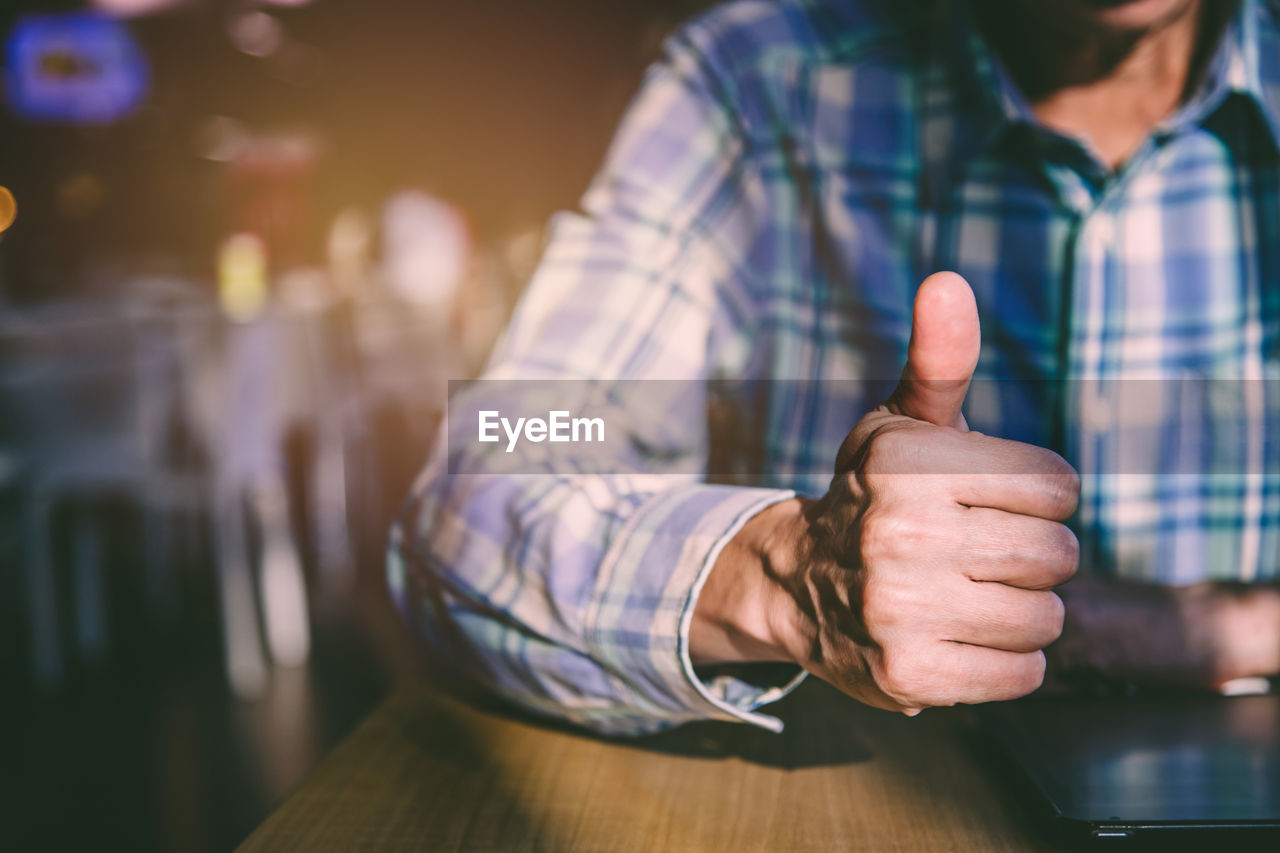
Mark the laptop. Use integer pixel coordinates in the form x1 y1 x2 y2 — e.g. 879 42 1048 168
979 690 1280 841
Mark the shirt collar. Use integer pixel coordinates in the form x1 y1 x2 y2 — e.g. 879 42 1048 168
919 0 1280 209
1217 0 1280 145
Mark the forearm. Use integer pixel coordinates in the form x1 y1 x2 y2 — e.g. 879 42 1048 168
1052 574 1280 688
393 441 801 734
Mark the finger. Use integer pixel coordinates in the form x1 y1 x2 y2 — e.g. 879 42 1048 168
949 465 1080 522
883 643 1047 708
882 272 980 430
954 507 1079 589
855 424 1081 520
938 583 1066 652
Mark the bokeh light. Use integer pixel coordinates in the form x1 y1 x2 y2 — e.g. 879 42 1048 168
0 187 17 233
91 0 189 16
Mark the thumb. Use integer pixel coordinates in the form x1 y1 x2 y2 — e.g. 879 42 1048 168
884 271 980 430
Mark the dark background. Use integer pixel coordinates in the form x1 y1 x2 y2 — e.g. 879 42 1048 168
0 0 706 300
0 1 711 850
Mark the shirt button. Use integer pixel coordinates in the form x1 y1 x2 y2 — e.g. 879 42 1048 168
1089 212 1117 246
1065 182 1093 215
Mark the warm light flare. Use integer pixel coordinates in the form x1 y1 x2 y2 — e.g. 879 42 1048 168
91 0 188 16
0 187 16 233
218 232 269 320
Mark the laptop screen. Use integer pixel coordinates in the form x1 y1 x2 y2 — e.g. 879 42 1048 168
984 694 1280 827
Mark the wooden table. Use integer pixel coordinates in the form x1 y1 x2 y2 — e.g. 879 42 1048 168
239 678 1075 851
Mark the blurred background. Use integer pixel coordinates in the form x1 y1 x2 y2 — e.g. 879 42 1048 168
0 1 709 849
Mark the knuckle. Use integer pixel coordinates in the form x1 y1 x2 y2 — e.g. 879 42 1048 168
1014 592 1064 649
860 576 907 631
858 508 901 561
1053 525 1080 582
848 413 888 449
1038 447 1077 480
999 652 1047 700
842 413 901 474
1042 592 1066 643
878 649 929 704
836 470 861 502
862 423 918 475
1037 452 1081 517
1022 651 1048 694
834 432 865 476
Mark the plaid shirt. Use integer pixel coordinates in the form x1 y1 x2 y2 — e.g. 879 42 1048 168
391 0 1280 735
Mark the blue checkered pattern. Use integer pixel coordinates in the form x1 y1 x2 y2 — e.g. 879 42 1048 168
391 0 1280 735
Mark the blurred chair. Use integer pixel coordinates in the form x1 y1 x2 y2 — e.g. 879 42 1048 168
0 261 473 696
187 270 384 698
194 309 311 698
0 296 192 686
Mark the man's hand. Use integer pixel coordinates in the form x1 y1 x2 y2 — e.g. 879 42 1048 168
1047 572 1280 691
691 272 1081 714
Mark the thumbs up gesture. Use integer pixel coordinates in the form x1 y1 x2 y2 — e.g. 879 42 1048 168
693 273 1081 714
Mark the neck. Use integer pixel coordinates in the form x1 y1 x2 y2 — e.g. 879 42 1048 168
972 1 1231 170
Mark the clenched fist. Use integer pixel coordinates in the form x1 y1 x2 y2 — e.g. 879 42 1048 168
692 272 1081 713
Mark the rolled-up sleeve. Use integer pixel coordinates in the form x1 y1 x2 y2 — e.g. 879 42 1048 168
388 26 806 736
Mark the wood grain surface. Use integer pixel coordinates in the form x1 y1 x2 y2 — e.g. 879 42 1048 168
239 678 1074 852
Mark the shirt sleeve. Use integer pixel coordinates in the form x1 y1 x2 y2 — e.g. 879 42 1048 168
388 28 807 736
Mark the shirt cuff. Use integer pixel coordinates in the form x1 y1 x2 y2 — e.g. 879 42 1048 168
586 483 807 732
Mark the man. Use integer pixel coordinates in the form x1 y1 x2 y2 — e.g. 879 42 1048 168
390 0 1280 735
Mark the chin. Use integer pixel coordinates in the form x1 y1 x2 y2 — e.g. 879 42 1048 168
1053 0 1199 31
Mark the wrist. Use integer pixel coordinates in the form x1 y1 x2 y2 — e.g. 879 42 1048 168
690 497 810 666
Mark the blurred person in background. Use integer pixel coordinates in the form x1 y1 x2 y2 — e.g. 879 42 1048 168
393 0 1280 736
